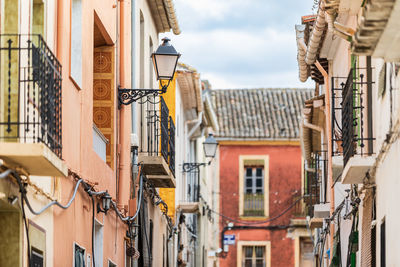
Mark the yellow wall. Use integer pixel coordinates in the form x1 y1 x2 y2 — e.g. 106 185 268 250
159 76 176 220
1 0 19 139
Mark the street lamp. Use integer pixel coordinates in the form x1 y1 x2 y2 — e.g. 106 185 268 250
118 37 181 106
203 133 218 158
97 192 112 214
182 133 219 173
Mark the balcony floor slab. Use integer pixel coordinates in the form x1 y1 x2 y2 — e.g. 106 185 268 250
0 142 67 177
146 174 176 188
341 155 375 184
178 202 199 213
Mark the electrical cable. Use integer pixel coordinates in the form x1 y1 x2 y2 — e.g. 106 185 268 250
20 188 31 266
110 169 144 222
209 195 305 225
90 194 96 267
141 195 153 266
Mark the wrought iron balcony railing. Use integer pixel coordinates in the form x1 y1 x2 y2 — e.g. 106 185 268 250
304 152 327 214
332 68 374 166
169 116 175 176
0 34 62 158
139 96 175 177
243 193 264 216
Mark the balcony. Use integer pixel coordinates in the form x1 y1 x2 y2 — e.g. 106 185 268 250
0 34 67 177
303 153 328 218
332 68 374 184
138 97 175 188
178 175 199 213
243 193 264 216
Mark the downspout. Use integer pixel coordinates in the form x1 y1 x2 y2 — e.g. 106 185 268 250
131 0 137 135
118 0 131 205
315 59 334 258
56 0 64 65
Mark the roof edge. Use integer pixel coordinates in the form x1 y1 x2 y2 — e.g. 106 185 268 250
163 0 181 35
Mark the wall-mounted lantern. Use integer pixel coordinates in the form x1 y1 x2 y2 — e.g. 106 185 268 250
97 192 112 214
182 133 219 173
118 37 181 106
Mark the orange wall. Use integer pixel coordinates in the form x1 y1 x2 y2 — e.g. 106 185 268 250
54 0 131 265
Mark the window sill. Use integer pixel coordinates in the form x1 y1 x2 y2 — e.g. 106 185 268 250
239 216 269 221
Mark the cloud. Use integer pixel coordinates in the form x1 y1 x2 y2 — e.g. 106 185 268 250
165 0 315 89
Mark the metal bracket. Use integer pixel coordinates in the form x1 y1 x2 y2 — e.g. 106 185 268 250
182 162 209 173
117 80 171 108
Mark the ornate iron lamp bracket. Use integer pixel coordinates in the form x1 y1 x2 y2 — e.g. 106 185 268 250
182 162 209 173
118 80 171 108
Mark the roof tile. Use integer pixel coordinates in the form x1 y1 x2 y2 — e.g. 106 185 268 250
213 88 313 139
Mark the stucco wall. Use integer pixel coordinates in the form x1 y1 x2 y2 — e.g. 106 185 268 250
218 143 302 267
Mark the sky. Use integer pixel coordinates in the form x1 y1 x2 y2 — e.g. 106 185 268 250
164 0 315 89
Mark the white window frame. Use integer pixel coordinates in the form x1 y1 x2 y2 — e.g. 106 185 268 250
73 242 86 267
237 241 271 267
108 259 117 267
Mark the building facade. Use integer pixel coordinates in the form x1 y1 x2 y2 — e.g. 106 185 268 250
295 0 400 266
213 88 313 267
0 0 181 266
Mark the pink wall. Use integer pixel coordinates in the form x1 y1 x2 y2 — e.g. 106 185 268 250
54 0 131 265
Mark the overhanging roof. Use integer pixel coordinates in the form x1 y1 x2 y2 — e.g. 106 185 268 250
147 0 181 35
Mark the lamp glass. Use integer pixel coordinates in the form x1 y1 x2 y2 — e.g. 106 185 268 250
203 134 218 158
152 53 179 80
103 195 111 211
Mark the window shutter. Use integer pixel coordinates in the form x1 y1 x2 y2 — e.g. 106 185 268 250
361 189 373 267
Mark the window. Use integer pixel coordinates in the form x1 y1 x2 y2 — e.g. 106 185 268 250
244 166 264 216
237 241 270 267
94 220 104 267
31 248 44 267
239 156 269 217
71 0 82 87
245 167 264 194
108 260 117 267
381 220 385 267
243 246 265 267
74 244 86 267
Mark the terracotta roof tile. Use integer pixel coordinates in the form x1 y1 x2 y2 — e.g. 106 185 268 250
213 88 313 140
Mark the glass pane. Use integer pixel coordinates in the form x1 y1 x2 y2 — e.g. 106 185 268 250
246 189 252 193
255 259 264 267
244 259 252 267
153 54 178 79
246 178 253 188
256 188 263 193
244 246 253 257
246 168 252 177
256 168 262 176
255 246 264 257
256 178 262 187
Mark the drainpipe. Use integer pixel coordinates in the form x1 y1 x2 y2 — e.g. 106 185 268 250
314 59 334 258
131 0 137 135
118 0 131 205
